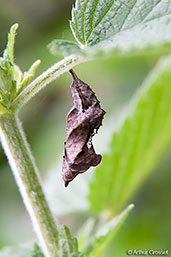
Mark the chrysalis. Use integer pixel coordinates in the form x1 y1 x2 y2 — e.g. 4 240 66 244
62 69 106 187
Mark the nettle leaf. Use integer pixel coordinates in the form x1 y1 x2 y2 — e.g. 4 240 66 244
77 218 98 252
83 204 134 257
48 40 82 57
69 0 171 56
3 23 18 64
89 56 171 213
59 225 83 257
0 57 13 92
0 103 8 114
16 59 41 95
13 64 23 85
0 24 18 92
0 24 40 108
31 243 45 257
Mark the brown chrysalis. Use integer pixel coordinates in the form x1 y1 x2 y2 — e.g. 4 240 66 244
62 69 106 187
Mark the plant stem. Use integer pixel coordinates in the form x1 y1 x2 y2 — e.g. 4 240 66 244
0 113 59 257
12 55 84 110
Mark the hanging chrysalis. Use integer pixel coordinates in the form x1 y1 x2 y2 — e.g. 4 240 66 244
62 69 106 187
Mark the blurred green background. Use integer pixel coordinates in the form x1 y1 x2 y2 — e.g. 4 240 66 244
0 0 170 255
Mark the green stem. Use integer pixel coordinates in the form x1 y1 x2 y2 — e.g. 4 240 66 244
0 113 59 257
12 55 84 110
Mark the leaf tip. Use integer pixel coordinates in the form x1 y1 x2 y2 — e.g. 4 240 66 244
10 23 19 33
128 203 135 210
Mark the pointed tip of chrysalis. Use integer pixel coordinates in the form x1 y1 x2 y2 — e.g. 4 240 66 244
64 181 69 187
69 69 78 80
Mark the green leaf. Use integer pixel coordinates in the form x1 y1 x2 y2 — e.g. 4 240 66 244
0 103 8 115
77 218 98 252
70 0 171 55
13 64 23 85
3 23 19 64
10 80 17 101
16 60 41 95
59 225 83 257
31 243 45 257
0 24 18 93
48 40 82 57
89 56 171 213
0 57 13 92
83 204 134 257
0 89 10 114
0 25 40 106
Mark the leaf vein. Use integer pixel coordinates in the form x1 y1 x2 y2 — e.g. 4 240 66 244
118 0 138 32
86 0 100 41
88 0 115 42
82 0 90 45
